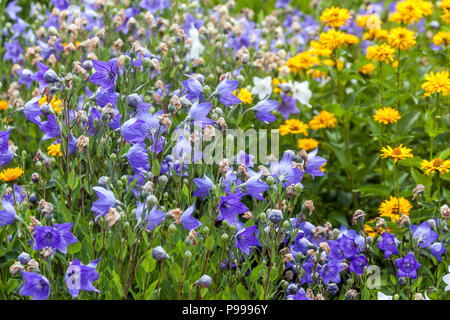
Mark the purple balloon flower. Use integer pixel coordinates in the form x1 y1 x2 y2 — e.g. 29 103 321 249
339 234 360 259
65 258 100 298
187 101 214 127
0 131 14 167
319 262 344 285
0 198 17 226
33 222 78 254
139 0 171 14
181 203 202 231
348 255 368 276
377 232 399 259
214 79 242 107
430 242 446 262
39 114 61 141
235 225 260 255
218 192 249 226
304 148 327 179
193 175 214 199
91 186 117 218
270 152 304 188
136 202 165 231
395 252 421 279
19 272 50 300
277 93 299 120
412 221 439 248
127 143 149 175
252 99 278 124
6 0 22 20
237 172 269 201
89 59 118 89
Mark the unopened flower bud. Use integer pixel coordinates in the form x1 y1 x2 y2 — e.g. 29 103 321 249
31 172 40 183
152 246 169 261
146 195 157 208
196 274 212 288
18 252 31 265
43 69 60 83
327 283 339 295
127 93 142 108
268 209 283 224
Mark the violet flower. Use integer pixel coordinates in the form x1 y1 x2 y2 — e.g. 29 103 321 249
193 175 214 199
377 232 399 259
395 252 421 279
218 192 249 226
430 242 446 262
181 203 202 231
213 79 242 107
91 186 117 218
19 272 50 300
0 131 14 167
89 59 118 89
33 222 78 254
412 221 439 248
136 202 165 231
65 258 100 298
0 198 17 226
348 255 368 276
319 262 344 285
235 225 260 256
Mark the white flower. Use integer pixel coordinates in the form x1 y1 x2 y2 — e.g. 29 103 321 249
377 292 392 300
186 26 204 60
292 81 312 108
443 266 450 292
251 76 272 100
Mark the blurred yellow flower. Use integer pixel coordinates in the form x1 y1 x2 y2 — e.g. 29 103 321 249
442 8 450 24
421 158 450 175
389 0 432 24
440 0 450 8
0 100 8 111
374 107 401 125
0 167 24 183
432 31 450 46
47 143 62 157
286 51 319 73
422 71 450 96
39 95 63 114
297 138 319 151
308 110 336 130
366 44 395 64
363 28 388 41
379 196 412 222
233 88 253 104
388 27 416 51
380 144 413 163
279 119 309 136
320 6 350 28
318 28 346 51
359 63 376 75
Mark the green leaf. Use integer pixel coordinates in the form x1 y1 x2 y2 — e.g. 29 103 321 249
354 184 391 198
236 283 249 300
205 235 215 251
67 241 81 255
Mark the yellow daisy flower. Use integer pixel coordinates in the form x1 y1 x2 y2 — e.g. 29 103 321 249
47 143 62 157
297 138 319 151
0 167 24 183
233 88 253 104
0 100 8 111
308 111 337 130
388 27 416 51
286 51 319 73
279 119 309 136
358 63 376 75
379 196 412 222
320 6 351 28
421 158 450 175
373 107 401 125
422 71 450 96
39 95 63 114
366 44 395 64
380 144 413 163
